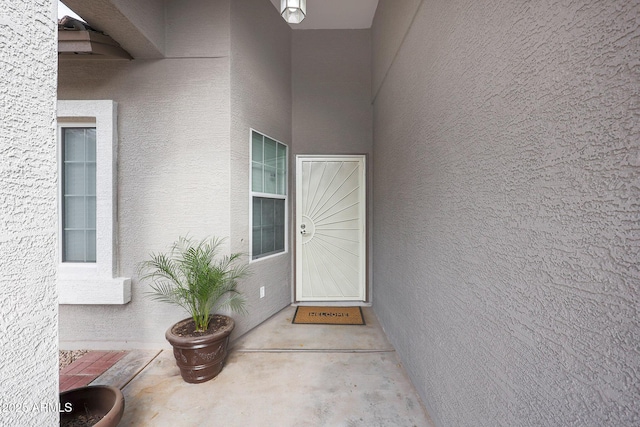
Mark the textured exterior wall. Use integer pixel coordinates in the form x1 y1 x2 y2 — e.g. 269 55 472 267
165 0 230 58
113 0 165 53
291 29 374 300
229 0 293 334
59 0 294 345
58 57 232 346
0 0 59 425
292 30 372 156
58 1 233 345
372 0 640 426
371 0 421 98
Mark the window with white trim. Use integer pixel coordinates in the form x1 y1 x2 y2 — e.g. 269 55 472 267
250 130 287 260
61 126 97 263
57 100 130 305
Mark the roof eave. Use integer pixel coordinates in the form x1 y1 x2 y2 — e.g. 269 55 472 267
58 30 132 60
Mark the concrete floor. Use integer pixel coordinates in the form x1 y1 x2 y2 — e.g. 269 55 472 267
103 306 434 427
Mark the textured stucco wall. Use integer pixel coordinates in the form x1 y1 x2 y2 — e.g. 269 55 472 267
58 1 234 346
371 0 421 98
372 0 640 426
59 0 294 345
165 0 230 58
0 0 59 425
113 0 165 53
292 30 372 156
229 0 293 334
58 57 232 346
291 29 374 300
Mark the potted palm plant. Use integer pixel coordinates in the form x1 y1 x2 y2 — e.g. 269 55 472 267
139 236 248 383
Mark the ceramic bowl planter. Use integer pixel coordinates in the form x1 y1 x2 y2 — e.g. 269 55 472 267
166 315 235 383
59 385 124 427
139 236 249 384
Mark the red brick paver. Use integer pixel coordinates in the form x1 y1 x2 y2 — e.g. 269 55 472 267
59 351 127 392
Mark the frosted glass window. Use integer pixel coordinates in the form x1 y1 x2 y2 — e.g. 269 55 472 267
251 130 287 259
62 127 96 262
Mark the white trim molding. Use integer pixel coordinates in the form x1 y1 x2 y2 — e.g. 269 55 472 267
57 100 131 304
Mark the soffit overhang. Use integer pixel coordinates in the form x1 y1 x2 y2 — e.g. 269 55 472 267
58 16 132 60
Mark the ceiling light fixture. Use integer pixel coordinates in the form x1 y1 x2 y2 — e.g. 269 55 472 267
280 0 306 24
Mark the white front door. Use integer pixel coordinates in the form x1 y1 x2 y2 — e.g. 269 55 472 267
295 155 366 301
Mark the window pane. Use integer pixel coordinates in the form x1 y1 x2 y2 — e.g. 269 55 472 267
252 227 262 256
276 143 286 170
64 129 86 161
262 198 275 226
275 226 285 251
64 196 86 229
252 132 263 162
274 199 285 251
64 230 86 262
86 129 96 161
276 143 286 195
252 197 286 259
87 196 96 229
86 162 96 196
264 166 276 194
86 230 96 262
275 199 285 226
262 226 275 254
65 163 85 195
264 138 277 168
252 162 263 193
253 198 262 226
277 170 286 196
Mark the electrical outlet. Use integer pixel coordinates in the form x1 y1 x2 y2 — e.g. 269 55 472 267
260 286 265 299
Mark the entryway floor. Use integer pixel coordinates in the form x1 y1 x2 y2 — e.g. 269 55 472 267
85 306 435 427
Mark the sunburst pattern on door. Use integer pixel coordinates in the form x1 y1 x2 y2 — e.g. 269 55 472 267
296 157 366 301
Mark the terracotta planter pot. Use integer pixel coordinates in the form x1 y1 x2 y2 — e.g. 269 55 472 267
166 315 235 383
59 385 124 427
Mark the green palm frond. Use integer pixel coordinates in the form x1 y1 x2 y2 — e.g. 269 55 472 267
138 236 250 332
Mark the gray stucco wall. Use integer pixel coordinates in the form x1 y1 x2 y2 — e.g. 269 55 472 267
58 1 234 346
0 0 59 425
230 0 293 332
59 0 296 345
371 0 421 98
371 0 640 426
292 30 372 156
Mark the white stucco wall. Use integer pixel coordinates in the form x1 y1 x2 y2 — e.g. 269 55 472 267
0 0 59 425
230 0 293 334
372 0 640 425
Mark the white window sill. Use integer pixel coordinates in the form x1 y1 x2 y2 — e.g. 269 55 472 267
58 266 131 305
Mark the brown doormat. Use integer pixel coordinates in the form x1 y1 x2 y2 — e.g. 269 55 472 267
292 306 365 325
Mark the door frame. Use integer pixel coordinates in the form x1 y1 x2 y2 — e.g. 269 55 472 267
294 154 368 303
